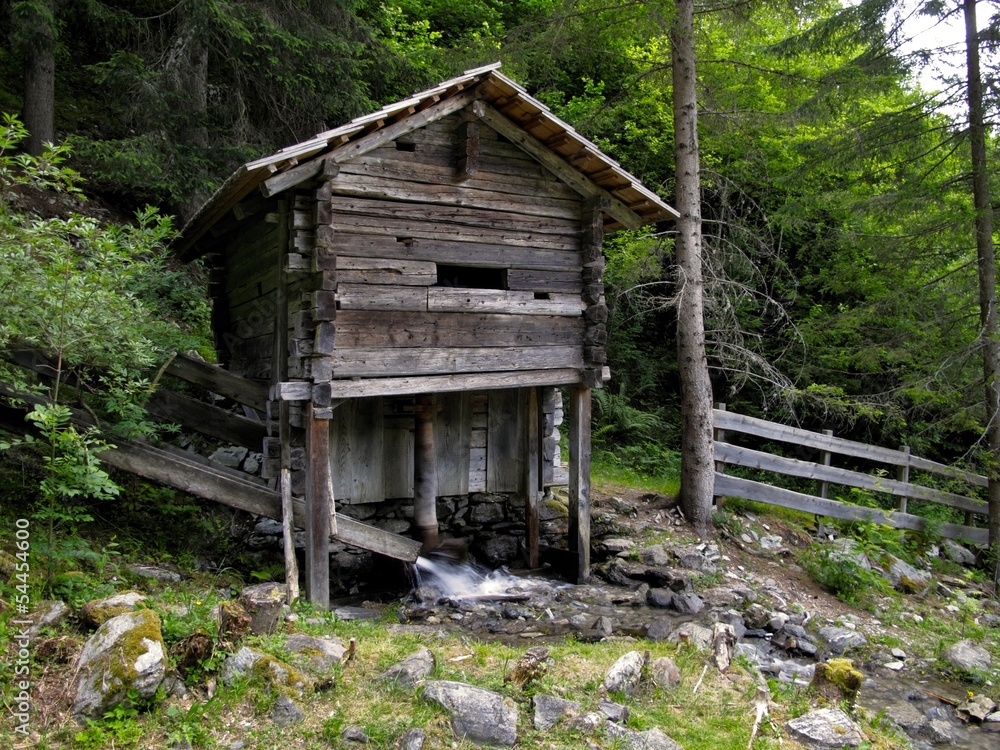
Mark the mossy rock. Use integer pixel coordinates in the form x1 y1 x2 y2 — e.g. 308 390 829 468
221 646 311 694
810 658 863 705
80 591 147 627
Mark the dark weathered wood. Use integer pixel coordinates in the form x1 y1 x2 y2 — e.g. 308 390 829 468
321 369 582 398
568 386 592 583
714 474 988 544
456 120 480 180
434 392 471 496
145 388 266 450
336 284 428 312
524 387 541 568
330 398 384 504
383 414 414 499
305 404 333 607
506 268 583 294
472 101 643 230
487 389 524 493
329 345 584 378
713 409 988 488
427 289 586 316
414 394 439 549
321 231 582 271
714 442 988 516
333 310 585 349
165 353 269 412
337 257 437 286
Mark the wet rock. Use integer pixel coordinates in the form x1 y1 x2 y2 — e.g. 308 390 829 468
595 615 614 636
810 659 863 705
786 708 864 748
646 618 674 642
883 555 931 593
27 600 70 637
342 725 370 743
921 718 955 744
818 626 867 655
422 680 518 746
646 588 674 608
533 694 580 730
598 699 629 723
80 592 147 627
942 639 992 674
73 609 167 719
671 592 704 615
884 702 927 733
669 622 713 650
284 634 347 671
128 564 181 583
605 723 683 750
470 502 505 525
271 695 304 726
596 558 643 588
477 536 520 567
604 650 646 695
957 694 996 722
380 647 435 689
649 656 681 689
237 582 286 635
396 728 425 750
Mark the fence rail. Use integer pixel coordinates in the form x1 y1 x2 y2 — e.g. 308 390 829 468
712 406 989 545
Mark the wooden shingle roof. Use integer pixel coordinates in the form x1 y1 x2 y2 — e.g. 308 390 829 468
177 63 677 258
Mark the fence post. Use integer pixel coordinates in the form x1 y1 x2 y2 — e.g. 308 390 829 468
816 429 834 539
897 446 910 514
713 402 726 512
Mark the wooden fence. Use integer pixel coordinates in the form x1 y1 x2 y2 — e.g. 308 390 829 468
712 405 989 545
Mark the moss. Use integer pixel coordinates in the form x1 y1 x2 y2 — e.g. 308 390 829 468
250 653 310 694
105 609 165 688
544 498 569 518
810 658 863 705
81 590 146 626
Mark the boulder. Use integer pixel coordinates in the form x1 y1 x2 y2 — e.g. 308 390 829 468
396 728 425 750
817 626 867 656
73 609 167 719
284 634 347 671
422 680 518 746
271 694 305 726
646 588 674 608
127 564 181 583
598 699 630 723
639 545 671 567
27 600 70 637
883 555 931 593
810 659 863 705
477 536 520 567
669 622 713 650
380 647 435 689
957 694 996 722
942 539 977 566
80 592 147 627
646 619 674 642
786 708 864 748
649 657 681 689
533 694 580 730
237 582 286 635
603 650 645 695
942 639 992 674
605 723 683 750
671 592 704 615
342 725 370 743
220 646 309 693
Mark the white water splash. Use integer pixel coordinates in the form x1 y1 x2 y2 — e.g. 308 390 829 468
412 555 523 600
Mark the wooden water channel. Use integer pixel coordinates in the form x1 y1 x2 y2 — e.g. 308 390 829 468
713 405 989 544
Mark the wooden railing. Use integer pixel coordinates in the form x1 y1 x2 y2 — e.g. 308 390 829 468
712 405 989 544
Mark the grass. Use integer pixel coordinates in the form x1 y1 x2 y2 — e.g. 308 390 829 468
592 451 681 497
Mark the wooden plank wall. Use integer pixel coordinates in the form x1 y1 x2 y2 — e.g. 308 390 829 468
222 221 279 380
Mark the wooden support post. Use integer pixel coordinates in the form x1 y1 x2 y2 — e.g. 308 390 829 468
568 386 592 583
897 446 910 515
524 387 541 568
414 394 439 552
304 403 331 607
713 402 726 512
817 429 834 539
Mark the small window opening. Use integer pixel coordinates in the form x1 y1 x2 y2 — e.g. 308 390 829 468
395 141 417 152
436 265 506 290
496 133 512 144
534 292 550 300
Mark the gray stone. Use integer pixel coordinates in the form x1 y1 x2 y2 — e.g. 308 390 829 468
568 712 605 733
334 606 381 621
595 615 614 636
422 680 518 746
670 622 713 650
759 535 784 550
477 536 520 567
957 694 996 722
598 699 629 723
942 539 977 566
243 452 261 474
601 538 636 554
828 538 873 570
942 639 992 673
220 647 307 692
80 591 148 627
396 728 425 750
883 555 931 593
743 603 771 630
786 708 864 748
470 502 505 525
380 647 435 689
884 702 927 732
677 553 717 575
605 723 683 750
237 582 286 635
210 445 248 468
220 646 263 685
649 656 681 689
818 626 868 655
73 609 167 719
533 694 580 730
604 650 645 695
255 518 284 535
284 634 347 670
921 719 954 744
127 565 181 583
646 619 673 642
27 600 70 637
271 695 304 726
717 610 747 641
639 545 671 567
646 588 674 608
377 518 411 535
343 725 370 743
671 592 704 615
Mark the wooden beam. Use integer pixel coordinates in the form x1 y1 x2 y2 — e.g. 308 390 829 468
261 157 340 198
472 101 644 230
165 354 269 412
567 386 592 583
524 387 541 568
145 388 266 450
305 403 332 607
322 369 584 399
456 120 480 181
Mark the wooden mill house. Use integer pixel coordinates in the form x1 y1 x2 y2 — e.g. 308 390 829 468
176 64 678 606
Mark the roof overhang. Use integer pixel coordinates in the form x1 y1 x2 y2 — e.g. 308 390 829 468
176 63 678 259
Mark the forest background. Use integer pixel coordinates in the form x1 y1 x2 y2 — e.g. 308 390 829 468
3 0 1000 518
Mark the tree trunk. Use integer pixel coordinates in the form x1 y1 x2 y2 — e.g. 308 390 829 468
964 0 1000 576
20 0 57 155
671 0 714 536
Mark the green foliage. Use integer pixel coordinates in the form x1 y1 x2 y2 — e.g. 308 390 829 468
800 542 889 604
